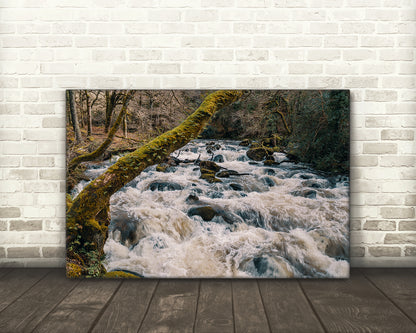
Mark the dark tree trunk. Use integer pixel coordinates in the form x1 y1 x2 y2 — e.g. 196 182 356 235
68 90 82 144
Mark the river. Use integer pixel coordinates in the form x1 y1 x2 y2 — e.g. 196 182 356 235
72 139 349 278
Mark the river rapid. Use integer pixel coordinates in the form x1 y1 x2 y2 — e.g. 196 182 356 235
72 139 349 278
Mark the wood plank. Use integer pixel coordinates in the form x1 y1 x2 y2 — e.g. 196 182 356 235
362 268 416 324
0 268 12 279
258 280 324 333
139 280 199 333
0 268 50 312
195 280 233 333
91 279 158 333
0 269 79 333
232 280 270 333
32 279 121 333
301 269 416 333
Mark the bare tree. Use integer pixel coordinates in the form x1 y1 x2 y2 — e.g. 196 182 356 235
67 90 82 144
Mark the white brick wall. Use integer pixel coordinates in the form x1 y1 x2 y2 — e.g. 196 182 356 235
0 0 415 268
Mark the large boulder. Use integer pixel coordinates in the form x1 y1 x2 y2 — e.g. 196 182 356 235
149 181 183 191
188 206 217 221
246 147 273 161
200 160 221 172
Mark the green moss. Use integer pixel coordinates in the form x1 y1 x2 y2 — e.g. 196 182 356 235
103 271 141 279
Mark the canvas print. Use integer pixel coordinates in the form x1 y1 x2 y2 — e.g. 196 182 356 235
66 90 350 278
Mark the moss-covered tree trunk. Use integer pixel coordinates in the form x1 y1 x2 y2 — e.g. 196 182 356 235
68 90 83 144
68 91 135 172
66 90 242 276
85 90 93 137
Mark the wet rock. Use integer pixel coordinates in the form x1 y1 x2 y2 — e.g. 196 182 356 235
230 183 243 191
217 170 239 178
261 137 279 148
206 142 221 154
246 147 273 161
263 156 277 166
207 191 224 199
213 154 224 163
239 139 251 147
156 163 175 173
186 194 199 204
149 182 183 191
200 173 222 183
247 255 294 278
188 206 217 221
109 212 139 248
291 189 317 199
200 160 221 172
240 193 247 197
237 155 249 162
302 179 330 189
261 176 275 187
237 209 265 228
299 174 313 180
310 230 348 260
265 169 276 175
248 161 259 165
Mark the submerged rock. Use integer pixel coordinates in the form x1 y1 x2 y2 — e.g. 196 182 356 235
213 154 224 163
230 183 243 191
149 182 183 191
216 170 239 178
237 155 249 162
261 176 275 187
186 193 199 204
109 212 139 248
291 189 317 199
156 163 175 173
265 168 276 175
188 206 217 221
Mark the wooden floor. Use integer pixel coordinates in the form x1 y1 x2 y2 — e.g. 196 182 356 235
0 268 415 333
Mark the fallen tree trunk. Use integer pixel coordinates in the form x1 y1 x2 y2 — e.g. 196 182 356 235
68 91 135 172
66 90 243 276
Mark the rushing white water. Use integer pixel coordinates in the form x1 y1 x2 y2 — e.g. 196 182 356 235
73 140 349 278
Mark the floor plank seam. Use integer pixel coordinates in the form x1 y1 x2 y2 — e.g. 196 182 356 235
29 278 82 333
88 280 124 333
0 269 52 316
256 280 272 333
361 271 416 327
136 280 159 333
192 280 201 333
298 281 328 333
231 281 236 333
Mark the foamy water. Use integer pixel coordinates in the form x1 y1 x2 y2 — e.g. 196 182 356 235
73 140 349 278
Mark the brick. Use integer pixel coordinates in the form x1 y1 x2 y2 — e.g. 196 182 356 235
0 129 21 141
39 169 65 180
201 50 233 61
350 220 362 231
196 22 231 34
380 156 415 167
148 10 181 22
181 36 215 47
381 129 414 141
184 10 218 22
9 220 42 231
288 36 322 47
0 221 7 231
217 36 251 48
273 50 304 61
341 22 375 34
92 49 126 62
381 207 414 219
288 63 322 74
307 49 340 61
7 169 37 180
379 49 414 61
385 233 416 244
236 50 268 61
363 143 397 154
325 36 357 48
399 221 416 231
74 36 108 48
343 49 376 61
344 77 378 88
23 104 55 115
182 62 215 74
405 247 416 256
405 196 416 206
233 23 267 34
365 90 398 102
42 117 65 128
0 207 20 218
7 247 40 258
308 77 342 88
368 246 401 257
160 23 194 34
351 155 378 167
42 247 65 258
365 116 401 128
364 220 396 231
44 219 65 232
147 63 180 74
129 50 161 61
0 156 20 167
